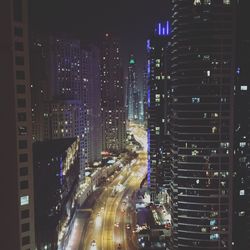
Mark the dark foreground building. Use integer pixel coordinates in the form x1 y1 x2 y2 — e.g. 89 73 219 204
33 138 80 250
0 0 36 249
170 0 236 249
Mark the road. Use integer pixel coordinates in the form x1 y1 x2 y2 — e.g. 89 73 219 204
82 126 147 250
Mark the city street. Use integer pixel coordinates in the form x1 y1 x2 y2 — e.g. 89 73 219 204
82 151 147 250
82 126 147 250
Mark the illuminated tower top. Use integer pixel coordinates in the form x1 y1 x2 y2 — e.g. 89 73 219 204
154 21 170 37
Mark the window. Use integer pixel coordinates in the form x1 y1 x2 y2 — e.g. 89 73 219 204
16 70 25 80
22 236 30 246
21 223 30 233
20 195 29 206
20 167 28 176
18 126 27 135
212 126 217 133
20 180 29 189
193 0 201 5
19 153 28 162
192 97 200 103
16 56 24 65
210 233 219 240
155 127 160 135
21 209 29 219
240 190 245 196
14 27 23 37
155 94 160 102
16 85 26 93
223 0 230 4
17 99 26 108
13 0 23 21
19 140 27 149
18 112 26 122
241 85 247 91
15 42 24 51
240 142 246 148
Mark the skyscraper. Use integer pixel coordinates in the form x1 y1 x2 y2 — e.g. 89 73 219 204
147 21 171 201
127 54 140 121
1 0 35 249
100 33 126 153
170 0 236 249
233 2 250 248
81 45 102 164
30 35 88 178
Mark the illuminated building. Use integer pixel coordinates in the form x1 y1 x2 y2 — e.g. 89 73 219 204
0 0 36 249
81 46 102 164
233 1 250 248
147 21 171 201
100 33 126 153
33 138 80 249
30 35 88 178
170 0 236 249
127 54 140 121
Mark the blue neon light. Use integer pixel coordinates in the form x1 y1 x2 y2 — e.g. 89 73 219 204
147 39 150 52
147 128 151 186
158 23 162 36
147 87 150 108
166 21 170 35
162 27 165 35
147 59 150 76
155 21 171 37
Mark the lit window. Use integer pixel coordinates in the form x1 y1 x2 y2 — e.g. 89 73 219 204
155 94 160 102
240 190 245 196
239 211 245 216
20 195 29 206
192 97 200 103
155 127 160 135
210 233 219 240
241 85 247 91
240 142 246 148
223 0 230 4
212 126 217 133
193 0 201 5
207 70 210 77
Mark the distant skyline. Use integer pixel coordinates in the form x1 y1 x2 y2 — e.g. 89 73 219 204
29 0 171 74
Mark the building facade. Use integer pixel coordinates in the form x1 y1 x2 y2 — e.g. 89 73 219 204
0 0 35 249
233 1 250 248
30 35 88 178
127 54 140 121
147 21 171 201
170 0 236 249
33 138 80 250
100 33 126 153
81 46 102 164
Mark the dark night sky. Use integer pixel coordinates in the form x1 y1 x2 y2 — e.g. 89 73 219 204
29 0 171 76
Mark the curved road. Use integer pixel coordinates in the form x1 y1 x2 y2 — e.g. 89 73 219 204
83 150 147 250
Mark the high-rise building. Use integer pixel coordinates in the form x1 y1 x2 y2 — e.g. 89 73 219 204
147 21 171 201
233 2 250 249
127 54 140 121
100 33 126 153
0 0 35 249
170 1 236 249
81 46 102 164
30 35 88 178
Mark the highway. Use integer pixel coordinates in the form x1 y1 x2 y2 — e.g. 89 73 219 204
82 126 147 250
